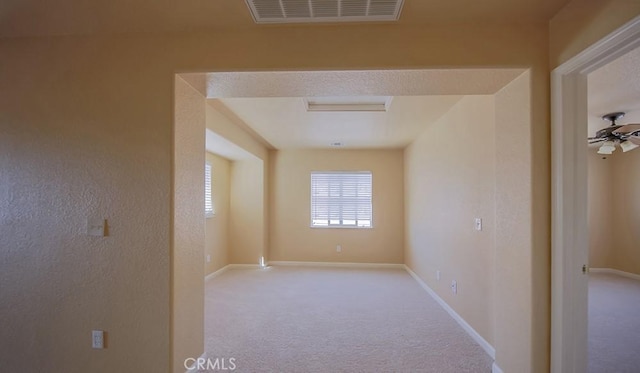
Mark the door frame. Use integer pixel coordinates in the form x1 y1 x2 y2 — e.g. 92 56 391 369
550 15 640 373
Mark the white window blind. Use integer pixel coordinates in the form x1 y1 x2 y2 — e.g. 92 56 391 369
205 162 214 217
310 171 372 228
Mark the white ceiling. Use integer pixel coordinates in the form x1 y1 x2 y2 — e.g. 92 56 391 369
201 68 523 150
588 46 640 137
204 69 524 98
216 95 462 149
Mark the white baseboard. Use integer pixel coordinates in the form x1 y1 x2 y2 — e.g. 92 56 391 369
492 362 504 373
227 263 262 269
205 264 265 282
205 265 230 282
590 267 640 281
268 261 405 269
185 352 207 373
403 265 496 360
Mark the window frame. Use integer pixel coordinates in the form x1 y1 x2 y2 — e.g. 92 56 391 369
205 161 214 218
309 171 373 229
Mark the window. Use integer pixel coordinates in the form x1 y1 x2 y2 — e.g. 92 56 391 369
310 171 372 228
205 162 214 217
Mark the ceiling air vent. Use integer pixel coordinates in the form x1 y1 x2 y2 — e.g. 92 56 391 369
245 0 404 24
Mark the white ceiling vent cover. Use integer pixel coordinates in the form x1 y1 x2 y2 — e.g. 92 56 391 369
245 0 404 24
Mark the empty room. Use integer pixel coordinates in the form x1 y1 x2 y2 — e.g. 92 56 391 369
175 67 531 372
2 0 639 372
190 69 510 372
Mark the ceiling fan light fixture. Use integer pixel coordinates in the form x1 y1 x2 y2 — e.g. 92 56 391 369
597 141 616 154
620 140 639 152
588 111 640 155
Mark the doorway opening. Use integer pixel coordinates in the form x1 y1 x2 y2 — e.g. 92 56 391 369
550 14 640 373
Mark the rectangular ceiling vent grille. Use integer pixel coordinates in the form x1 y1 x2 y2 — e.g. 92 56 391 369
246 0 404 24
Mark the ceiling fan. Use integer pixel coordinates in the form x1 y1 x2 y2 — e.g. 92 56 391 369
588 112 640 154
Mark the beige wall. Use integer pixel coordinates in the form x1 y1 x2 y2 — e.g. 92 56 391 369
173 76 206 373
611 150 640 274
589 147 640 275
588 149 614 268
405 72 545 373
229 159 265 265
585 105 640 276
270 149 404 263
205 103 270 267
493 71 549 373
205 152 231 275
205 103 269 161
405 95 496 344
1 20 554 373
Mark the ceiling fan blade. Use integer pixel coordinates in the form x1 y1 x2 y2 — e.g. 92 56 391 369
613 123 640 135
596 125 623 138
588 138 605 144
629 135 640 146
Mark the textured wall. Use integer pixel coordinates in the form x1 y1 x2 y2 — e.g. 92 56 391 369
270 149 404 264
493 71 548 373
229 159 265 265
611 150 640 275
173 76 205 372
405 95 496 345
205 103 269 267
0 38 172 372
205 152 231 275
1 19 557 372
588 150 614 269
588 142 640 276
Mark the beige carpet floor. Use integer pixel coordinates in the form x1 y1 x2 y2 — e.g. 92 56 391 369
588 272 640 373
203 266 492 372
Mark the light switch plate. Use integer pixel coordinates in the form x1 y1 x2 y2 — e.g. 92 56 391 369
474 218 482 231
87 218 106 237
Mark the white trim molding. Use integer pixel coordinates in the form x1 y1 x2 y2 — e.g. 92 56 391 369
404 265 496 360
590 268 640 281
268 261 405 269
227 263 263 269
205 265 230 282
551 14 640 373
205 264 265 282
492 362 504 373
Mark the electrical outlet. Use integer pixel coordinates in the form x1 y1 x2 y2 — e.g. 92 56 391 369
92 330 104 349
436 270 441 281
451 280 457 294
206 255 211 263
336 245 342 253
